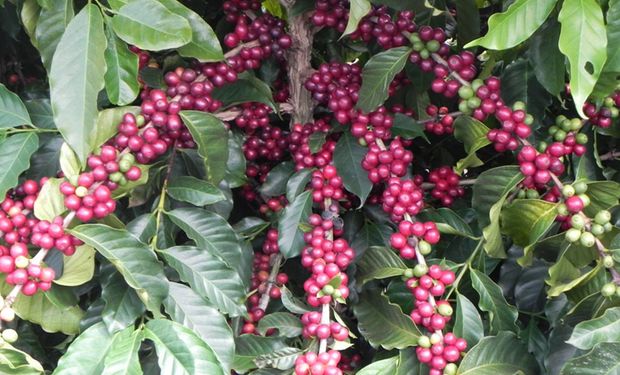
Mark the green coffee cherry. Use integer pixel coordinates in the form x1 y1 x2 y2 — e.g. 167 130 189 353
471 79 484 91
413 264 428 277
570 118 583 131
517 190 526 199
403 269 414 279
574 182 588 194
467 97 481 109
418 335 431 348
1 329 17 344
580 232 596 247
524 114 534 125
557 204 569 216
591 223 605 237
458 86 474 100
575 133 588 145
75 186 88 198
430 333 442 344
570 214 586 230
601 282 617 297
444 363 458 375
526 189 540 199
604 222 613 232
554 129 567 141
322 285 334 295
595 210 611 225
513 101 526 110
419 49 430 59
578 193 591 207
555 115 567 126
136 115 146 127
560 119 572 132
565 228 581 243
426 40 440 52
603 255 615 268
549 126 559 135
562 185 575 197
418 240 432 255
437 304 453 316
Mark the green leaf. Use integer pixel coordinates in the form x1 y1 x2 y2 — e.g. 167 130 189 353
391 113 429 142
529 20 565 96
333 132 372 204
280 286 312 314
254 347 304 371
33 177 66 221
418 208 476 239
166 207 247 280
472 166 523 258
453 293 484 347
159 0 224 62
500 59 552 124
0 133 39 199
558 0 608 117
567 307 620 350
70 224 168 314
583 181 620 217
455 0 480 48
24 99 55 129
180 111 229 184
0 345 44 375
0 84 32 128
357 47 412 112
259 161 295 197
470 269 519 334
54 244 95 286
592 0 620 98
53 322 113 375
501 199 557 256
34 0 73 72
101 269 145 333
167 176 225 206
58 143 80 182
225 131 248 188
49 4 107 166
560 342 620 375
453 116 491 173
353 291 421 349
93 107 139 151
144 319 225 375
233 335 287 373
286 169 312 202
357 356 399 375
212 76 277 112
356 246 407 285
256 312 303 337
277 190 312 258
21 0 40 48
102 326 144 375
465 0 558 50
341 0 371 37
111 0 192 51
161 246 246 317
457 332 538 375
164 282 235 373
104 22 140 106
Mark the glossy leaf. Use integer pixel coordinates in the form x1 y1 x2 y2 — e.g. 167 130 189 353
286 169 312 202
529 20 565 96
144 319 224 375
102 326 144 375
53 322 113 374
259 161 295 197
256 312 303 337
34 0 73 71
357 356 399 375
111 0 192 51
567 307 620 350
357 47 412 112
501 199 557 255
163 282 235 373
558 0 607 117
465 0 557 49
356 246 407 285
104 23 140 106
0 84 32 128
453 293 484 347
101 270 146 333
280 286 312 314
49 4 107 165
24 99 55 129
277 190 312 258
501 59 552 124
390 113 429 142
160 0 224 62
212 76 277 112
353 292 421 349
161 246 246 317
166 207 248 280
254 347 304 371
453 115 491 173
167 176 226 206
455 0 480 48
457 332 538 375
342 0 371 37
33 177 66 221
53 244 95 287
333 132 373 205
0 133 39 199
70 224 168 314
470 269 519 334
233 335 287 373
560 342 620 375
180 111 229 184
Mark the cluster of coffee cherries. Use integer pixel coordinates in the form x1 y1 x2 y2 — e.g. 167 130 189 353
310 166 345 205
390 220 440 259
0 295 18 346
243 124 289 162
311 0 348 32
350 8 416 49
544 115 587 157
381 178 424 223
488 102 533 152
517 145 565 188
416 332 467 375
295 350 344 375
301 311 349 341
301 213 353 307
424 106 455 135
426 167 465 207
454 77 502 121
289 119 336 170
362 138 413 183
349 107 395 144
561 183 612 248
221 0 260 23
304 63 362 124
406 264 456 330
583 92 620 128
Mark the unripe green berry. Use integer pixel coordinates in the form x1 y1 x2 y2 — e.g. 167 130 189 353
426 40 440 52
458 101 471 114
570 118 583 131
119 159 132 173
467 97 481 109
517 190 526 199
75 186 88 198
549 126 559 135
444 363 458 375
118 176 128 186
570 215 585 230
595 210 611 225
413 264 428 277
557 204 569 216
121 153 136 164
575 133 588 145
562 185 575 197
420 49 430 59
418 240 432 255
524 114 534 125
458 86 474 100
554 129 567 141
555 115 567 126
578 193 591 207
565 228 581 243
560 119 572 132
574 182 588 194
513 101 526 110
471 79 484 91
409 33 421 43
412 41 424 51
604 222 613 232
611 107 619 118
418 335 431 348
403 269 414 279
358 138 367 147
437 304 453 316
14 256 29 269
604 97 615 107
601 282 617 297
109 172 123 183
1 329 17 343
136 115 146 127
604 255 615 268
0 308 14 322
538 142 548 153
332 289 342 298
526 189 539 199
591 223 605 237
580 232 596 247
430 333 442 344
322 285 334 295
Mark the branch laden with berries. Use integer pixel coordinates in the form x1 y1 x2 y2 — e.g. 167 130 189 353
0 0 619 374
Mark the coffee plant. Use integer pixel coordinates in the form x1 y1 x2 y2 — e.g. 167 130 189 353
0 0 619 373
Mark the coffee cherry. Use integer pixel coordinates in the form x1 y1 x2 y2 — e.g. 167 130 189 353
601 282 617 297
579 232 596 247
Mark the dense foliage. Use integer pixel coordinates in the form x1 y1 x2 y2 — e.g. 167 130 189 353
0 0 619 374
